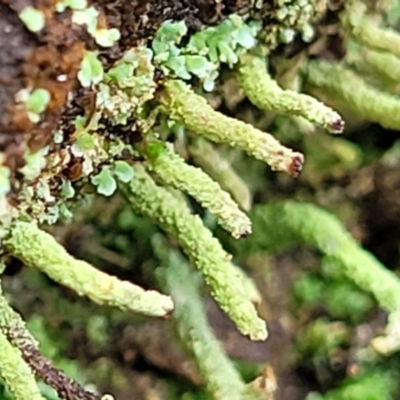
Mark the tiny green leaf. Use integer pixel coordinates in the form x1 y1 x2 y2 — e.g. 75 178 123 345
236 25 256 49
91 168 117 196
203 77 216 92
19 148 48 181
155 20 187 44
19 7 45 32
75 131 95 151
185 55 212 78
94 28 121 47
61 179 75 199
25 89 51 115
187 33 208 54
152 39 169 56
59 203 73 220
78 52 104 87
145 141 165 161
113 161 134 183
164 49 191 79
107 63 134 83
71 6 98 34
53 130 64 144
218 42 238 65
66 0 87 10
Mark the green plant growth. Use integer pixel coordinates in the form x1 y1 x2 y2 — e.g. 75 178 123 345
2 0 400 399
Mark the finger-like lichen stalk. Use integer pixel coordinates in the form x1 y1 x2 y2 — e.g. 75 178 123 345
0 328 45 400
140 138 252 238
121 166 267 340
357 48 400 83
0 283 38 350
188 138 252 211
230 263 262 305
305 60 400 130
236 54 344 134
342 1 400 58
3 221 174 317
157 79 304 177
239 201 400 316
0 286 109 400
159 249 246 400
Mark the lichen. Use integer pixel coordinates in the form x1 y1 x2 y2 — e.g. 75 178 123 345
2 0 400 397
158 79 304 176
121 166 267 340
188 138 252 211
4 220 174 317
306 60 400 130
158 248 246 400
19 6 45 33
237 54 344 133
240 201 400 316
140 137 252 238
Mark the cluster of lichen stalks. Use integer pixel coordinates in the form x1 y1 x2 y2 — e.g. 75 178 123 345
2 0 400 399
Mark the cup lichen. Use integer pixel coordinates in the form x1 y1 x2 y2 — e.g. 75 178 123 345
2 1 400 398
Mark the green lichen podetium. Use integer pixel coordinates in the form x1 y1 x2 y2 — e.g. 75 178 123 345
0 329 45 400
188 138 252 212
141 138 252 238
0 287 44 400
158 80 304 176
121 166 267 341
0 286 45 400
306 60 400 130
240 201 400 316
159 249 246 400
237 54 344 134
358 48 400 84
4 221 174 317
0 284 38 350
342 0 400 59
